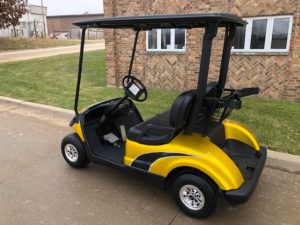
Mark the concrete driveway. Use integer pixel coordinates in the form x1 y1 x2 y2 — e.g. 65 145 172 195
0 101 299 225
0 42 105 64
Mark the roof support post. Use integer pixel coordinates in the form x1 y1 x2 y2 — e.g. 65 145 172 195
127 30 140 77
184 22 219 135
74 27 87 118
217 26 236 94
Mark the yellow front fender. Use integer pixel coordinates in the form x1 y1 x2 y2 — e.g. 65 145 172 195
72 122 85 142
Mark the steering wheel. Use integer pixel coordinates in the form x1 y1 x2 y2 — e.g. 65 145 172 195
122 76 148 102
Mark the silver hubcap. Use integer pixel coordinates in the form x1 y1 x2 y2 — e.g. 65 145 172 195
179 185 205 210
64 144 79 162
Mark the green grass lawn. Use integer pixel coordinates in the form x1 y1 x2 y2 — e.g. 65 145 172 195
0 50 299 155
0 38 97 52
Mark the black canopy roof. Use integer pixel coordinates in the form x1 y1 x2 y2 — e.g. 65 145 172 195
73 13 246 30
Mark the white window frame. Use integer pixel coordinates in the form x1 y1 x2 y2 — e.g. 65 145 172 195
146 28 186 52
232 15 293 53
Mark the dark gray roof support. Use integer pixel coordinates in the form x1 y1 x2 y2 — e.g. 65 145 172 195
217 26 236 94
184 22 219 135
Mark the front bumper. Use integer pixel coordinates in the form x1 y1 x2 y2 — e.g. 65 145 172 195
224 146 267 204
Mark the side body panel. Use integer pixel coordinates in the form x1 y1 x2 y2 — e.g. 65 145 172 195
125 132 244 191
72 111 260 192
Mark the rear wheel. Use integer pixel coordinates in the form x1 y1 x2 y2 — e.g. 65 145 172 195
171 174 218 218
61 133 89 168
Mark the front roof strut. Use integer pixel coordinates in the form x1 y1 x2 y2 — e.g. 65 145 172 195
127 30 140 78
74 29 140 119
74 28 87 118
105 30 141 115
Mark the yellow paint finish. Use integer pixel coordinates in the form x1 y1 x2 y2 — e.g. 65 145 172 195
223 120 260 151
125 133 244 190
72 122 85 142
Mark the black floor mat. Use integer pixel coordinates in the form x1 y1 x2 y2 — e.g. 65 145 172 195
84 122 125 164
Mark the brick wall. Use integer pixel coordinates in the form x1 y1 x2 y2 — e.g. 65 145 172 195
47 14 103 34
104 0 300 100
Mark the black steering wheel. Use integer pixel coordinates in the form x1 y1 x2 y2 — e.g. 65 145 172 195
122 76 148 102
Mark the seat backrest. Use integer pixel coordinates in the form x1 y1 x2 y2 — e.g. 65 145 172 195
169 82 218 131
205 81 218 97
169 90 196 130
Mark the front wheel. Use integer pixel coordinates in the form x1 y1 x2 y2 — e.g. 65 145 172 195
171 174 218 218
61 133 89 168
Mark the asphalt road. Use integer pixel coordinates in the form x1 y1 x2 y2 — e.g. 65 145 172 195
0 101 299 225
0 42 105 63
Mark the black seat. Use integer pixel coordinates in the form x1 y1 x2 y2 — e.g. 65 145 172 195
127 90 196 145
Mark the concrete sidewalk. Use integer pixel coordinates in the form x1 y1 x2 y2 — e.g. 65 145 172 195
0 42 105 63
0 98 299 225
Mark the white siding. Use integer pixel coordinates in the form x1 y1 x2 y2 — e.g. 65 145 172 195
0 4 47 38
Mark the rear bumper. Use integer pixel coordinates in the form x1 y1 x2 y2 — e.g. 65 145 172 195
224 146 267 204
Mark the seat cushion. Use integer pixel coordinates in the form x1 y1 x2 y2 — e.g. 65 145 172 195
127 84 218 145
127 111 175 145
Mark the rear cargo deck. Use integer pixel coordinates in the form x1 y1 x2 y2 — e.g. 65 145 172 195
223 139 262 180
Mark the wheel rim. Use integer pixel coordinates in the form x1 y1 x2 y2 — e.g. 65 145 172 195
64 144 79 162
179 184 205 210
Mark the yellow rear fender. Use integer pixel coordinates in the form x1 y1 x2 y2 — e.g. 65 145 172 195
223 120 260 151
149 153 243 191
125 133 244 191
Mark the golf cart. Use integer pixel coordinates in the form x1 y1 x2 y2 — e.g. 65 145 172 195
61 13 267 218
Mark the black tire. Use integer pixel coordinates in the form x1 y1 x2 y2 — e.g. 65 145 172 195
171 174 218 218
61 133 89 169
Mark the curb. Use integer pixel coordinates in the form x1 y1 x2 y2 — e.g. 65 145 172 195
0 96 299 174
266 150 300 174
0 96 73 119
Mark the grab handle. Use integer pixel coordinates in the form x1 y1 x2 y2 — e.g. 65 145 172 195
238 88 260 97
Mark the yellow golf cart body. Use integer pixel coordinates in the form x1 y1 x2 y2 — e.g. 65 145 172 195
61 13 267 218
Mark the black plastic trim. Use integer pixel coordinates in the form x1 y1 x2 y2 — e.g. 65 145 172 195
224 146 267 204
69 116 77 127
131 152 189 171
125 166 165 188
79 135 165 189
